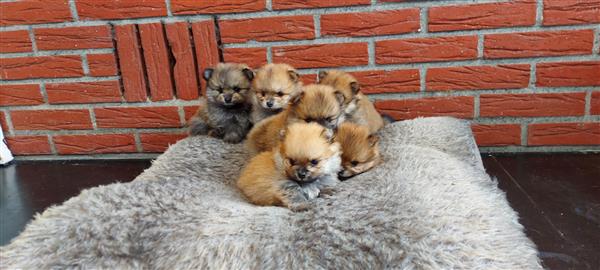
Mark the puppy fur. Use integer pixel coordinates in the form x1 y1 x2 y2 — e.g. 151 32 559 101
246 84 345 154
188 63 254 143
335 122 382 179
237 122 341 211
250 63 303 124
318 70 385 134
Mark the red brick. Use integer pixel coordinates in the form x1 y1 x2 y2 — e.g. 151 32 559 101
171 0 264 14
87 53 118 77
0 0 72 26
35 26 112 50
0 111 8 132
273 43 368 69
139 23 174 101
591 92 600 115
6 135 51 155
351 69 420 94
0 84 43 106
376 36 478 65
0 30 32 53
53 134 137 154
46 81 121 104
543 0 600 26
76 0 167 20
11 109 92 131
375 96 474 120
140 132 187 152
192 21 220 95
95 107 181 128
484 29 594 59
220 15 314 43
528 123 600 146
114 24 147 102
273 0 369 10
472 124 521 146
321 9 420 37
300 74 317 85
536 61 600 87
184 106 200 121
0 55 83 80
480 92 586 117
426 65 530 91
165 22 200 101
223 48 267 68
429 0 535 32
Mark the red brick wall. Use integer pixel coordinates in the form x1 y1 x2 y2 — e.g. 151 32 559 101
1 0 599 158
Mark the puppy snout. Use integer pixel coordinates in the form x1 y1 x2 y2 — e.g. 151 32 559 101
296 168 308 180
266 100 274 108
223 94 233 103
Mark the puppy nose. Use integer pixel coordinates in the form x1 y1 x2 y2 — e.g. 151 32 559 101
296 168 308 179
224 95 232 103
266 100 274 108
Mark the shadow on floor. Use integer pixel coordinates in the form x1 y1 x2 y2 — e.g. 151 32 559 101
0 154 598 269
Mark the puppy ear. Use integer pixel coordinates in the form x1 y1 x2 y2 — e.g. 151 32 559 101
288 70 299 82
334 91 345 106
350 81 360 94
290 91 304 105
242 68 254 81
317 71 328 82
203 68 214 81
368 135 379 147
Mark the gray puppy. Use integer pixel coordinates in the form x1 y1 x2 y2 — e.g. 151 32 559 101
188 63 254 143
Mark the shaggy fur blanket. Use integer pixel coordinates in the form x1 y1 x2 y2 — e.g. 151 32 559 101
1 117 542 269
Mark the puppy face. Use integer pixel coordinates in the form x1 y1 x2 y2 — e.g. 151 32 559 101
279 123 341 183
288 84 345 130
204 63 254 107
252 63 302 111
318 70 360 114
335 122 381 179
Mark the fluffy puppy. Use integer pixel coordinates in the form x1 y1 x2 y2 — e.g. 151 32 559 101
318 70 385 134
335 122 382 180
250 63 303 124
237 122 341 211
188 63 254 143
246 84 345 154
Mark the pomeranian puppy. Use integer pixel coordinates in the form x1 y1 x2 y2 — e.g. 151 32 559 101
335 122 382 180
188 63 254 143
318 70 385 134
250 63 303 124
246 84 345 154
237 122 341 211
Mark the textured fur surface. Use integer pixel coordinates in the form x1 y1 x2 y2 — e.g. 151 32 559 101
1 117 541 269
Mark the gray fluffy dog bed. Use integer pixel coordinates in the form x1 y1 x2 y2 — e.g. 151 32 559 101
1 117 542 269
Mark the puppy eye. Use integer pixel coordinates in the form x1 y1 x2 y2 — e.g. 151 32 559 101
305 118 313 123
310 159 319 165
351 161 359 166
326 116 334 122
277 91 284 97
233 87 240 92
288 159 295 165
216 87 223 93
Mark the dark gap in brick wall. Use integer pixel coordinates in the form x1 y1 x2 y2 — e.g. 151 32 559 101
186 22 202 97
212 16 225 62
134 24 152 100
109 23 125 99
161 22 178 99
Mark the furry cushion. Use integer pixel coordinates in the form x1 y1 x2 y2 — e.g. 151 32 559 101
1 117 542 269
